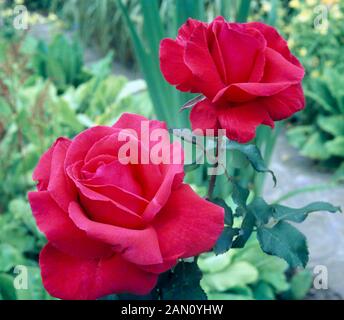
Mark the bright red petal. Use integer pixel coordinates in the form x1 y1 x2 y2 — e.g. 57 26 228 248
40 243 158 300
261 84 305 121
47 138 76 212
28 191 110 259
159 38 192 88
217 100 274 143
184 24 225 98
153 184 224 259
68 202 163 266
245 21 303 68
190 98 218 133
217 23 266 84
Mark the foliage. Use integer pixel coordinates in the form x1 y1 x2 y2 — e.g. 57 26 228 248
199 237 313 300
281 1 344 173
0 30 152 299
287 68 344 176
32 34 90 93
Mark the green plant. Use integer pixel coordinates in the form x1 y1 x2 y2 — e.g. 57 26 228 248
287 68 344 176
199 236 313 300
32 34 90 93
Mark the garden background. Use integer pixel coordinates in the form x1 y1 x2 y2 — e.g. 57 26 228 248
0 0 343 300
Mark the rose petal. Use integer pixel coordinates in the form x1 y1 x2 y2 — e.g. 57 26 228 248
246 21 303 67
69 202 163 266
217 23 266 84
184 24 225 99
217 100 274 143
64 126 115 168
176 18 205 45
67 164 144 228
262 47 304 83
261 84 305 121
47 138 76 212
190 98 218 133
40 243 158 300
153 184 224 259
159 38 192 88
28 191 110 259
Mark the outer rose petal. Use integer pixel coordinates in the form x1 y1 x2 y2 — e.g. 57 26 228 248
28 191 110 259
112 112 167 137
245 21 303 68
190 98 218 133
40 243 158 300
262 47 304 83
184 24 225 98
153 184 224 259
176 18 205 45
159 38 192 88
261 84 305 121
32 138 65 191
47 138 76 212
69 202 163 266
217 101 274 143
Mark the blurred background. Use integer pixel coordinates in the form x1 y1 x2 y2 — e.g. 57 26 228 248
0 0 343 300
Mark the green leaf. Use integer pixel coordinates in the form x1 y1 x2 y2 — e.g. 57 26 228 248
252 281 275 300
0 244 24 272
248 197 273 225
289 270 313 300
300 132 330 160
287 125 314 149
271 202 341 223
202 261 258 292
214 227 238 255
226 140 276 186
257 221 309 268
325 136 344 157
0 274 17 300
317 115 344 136
160 261 207 300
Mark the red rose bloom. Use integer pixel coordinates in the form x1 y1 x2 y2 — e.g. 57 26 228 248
160 17 305 143
28 113 224 300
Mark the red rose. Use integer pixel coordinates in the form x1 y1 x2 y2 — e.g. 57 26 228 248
28 113 224 300
160 17 305 143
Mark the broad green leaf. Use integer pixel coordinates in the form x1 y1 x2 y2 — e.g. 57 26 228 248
325 136 344 157
271 202 341 223
289 270 313 300
248 197 273 225
287 125 314 149
198 252 232 274
317 115 344 136
201 261 258 292
252 281 275 300
257 221 309 268
300 132 330 160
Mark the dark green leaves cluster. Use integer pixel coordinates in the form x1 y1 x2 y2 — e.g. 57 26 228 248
213 184 341 268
